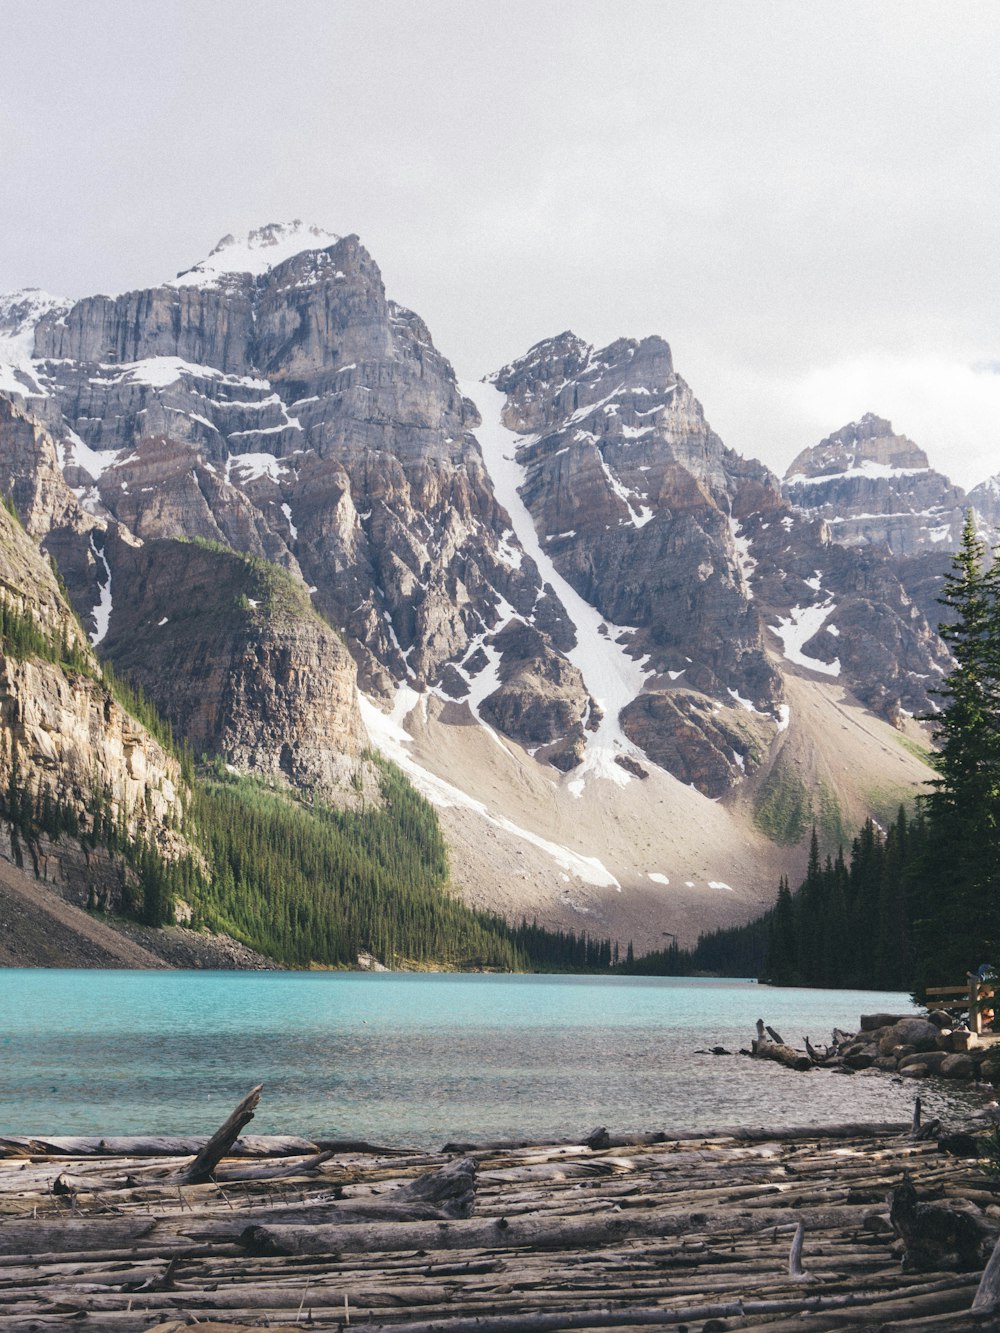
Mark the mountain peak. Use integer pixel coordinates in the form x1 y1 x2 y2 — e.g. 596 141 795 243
170 221 342 289
786 414 929 481
0 289 70 369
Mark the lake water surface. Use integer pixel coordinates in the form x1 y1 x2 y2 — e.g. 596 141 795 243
0 971 987 1146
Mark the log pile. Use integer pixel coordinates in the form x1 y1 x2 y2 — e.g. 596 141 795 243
2 1091 1000 1330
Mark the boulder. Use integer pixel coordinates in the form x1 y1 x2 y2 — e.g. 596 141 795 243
898 1051 950 1075
939 1053 975 1080
950 1030 979 1053
860 1012 910 1031
879 1019 941 1055
900 1063 929 1078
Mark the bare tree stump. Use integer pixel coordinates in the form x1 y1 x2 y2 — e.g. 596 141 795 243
180 1084 263 1185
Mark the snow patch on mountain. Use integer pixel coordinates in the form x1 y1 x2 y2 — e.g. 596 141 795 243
85 357 272 392
170 221 341 288
89 535 113 645
0 290 70 399
226 453 293 484
0 364 45 398
786 461 929 486
0 290 69 360
772 602 841 677
61 429 126 485
464 380 652 794
728 516 756 598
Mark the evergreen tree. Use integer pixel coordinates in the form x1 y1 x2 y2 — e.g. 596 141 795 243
914 512 1000 982
767 875 797 983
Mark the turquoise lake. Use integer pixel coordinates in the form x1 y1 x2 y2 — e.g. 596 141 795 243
0 972 986 1146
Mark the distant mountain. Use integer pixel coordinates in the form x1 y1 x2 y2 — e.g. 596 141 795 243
967 473 1000 530
783 413 966 555
0 224 952 951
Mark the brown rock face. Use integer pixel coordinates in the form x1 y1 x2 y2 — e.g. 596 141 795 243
98 535 367 794
621 690 773 799
490 331 785 793
0 399 95 543
493 332 783 709
477 620 589 770
742 506 951 721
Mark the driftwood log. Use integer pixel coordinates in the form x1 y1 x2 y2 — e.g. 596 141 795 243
752 1017 813 1070
2 1092 1000 1329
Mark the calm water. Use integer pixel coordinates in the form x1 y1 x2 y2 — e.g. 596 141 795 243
0 972 987 1145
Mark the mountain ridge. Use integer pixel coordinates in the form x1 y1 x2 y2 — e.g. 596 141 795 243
0 223 961 952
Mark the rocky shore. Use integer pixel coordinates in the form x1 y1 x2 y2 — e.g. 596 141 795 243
749 1010 1000 1086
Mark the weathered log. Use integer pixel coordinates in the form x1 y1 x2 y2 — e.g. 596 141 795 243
0 1131 316 1158
210 1149 335 1182
239 1198 879 1257
752 1039 814 1072
972 1228 1000 1310
752 1019 814 1071
733 1121 907 1141
804 1036 827 1064
788 1219 807 1279
314 1137 416 1155
179 1084 263 1185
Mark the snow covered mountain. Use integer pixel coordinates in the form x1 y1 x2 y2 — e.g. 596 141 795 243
0 223 965 949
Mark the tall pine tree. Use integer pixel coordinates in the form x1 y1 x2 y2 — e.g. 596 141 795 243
913 511 1000 983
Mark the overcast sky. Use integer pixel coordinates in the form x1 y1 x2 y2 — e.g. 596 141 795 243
3 1 998 487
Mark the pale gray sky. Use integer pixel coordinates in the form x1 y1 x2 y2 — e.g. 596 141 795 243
3 1 999 486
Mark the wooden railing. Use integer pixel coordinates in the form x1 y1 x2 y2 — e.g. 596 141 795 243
925 977 995 1035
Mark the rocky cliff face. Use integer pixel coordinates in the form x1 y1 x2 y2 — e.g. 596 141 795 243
1 223 586 773
99 534 368 793
778 414 962 697
0 503 186 902
968 474 1000 530
491 333 787 795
